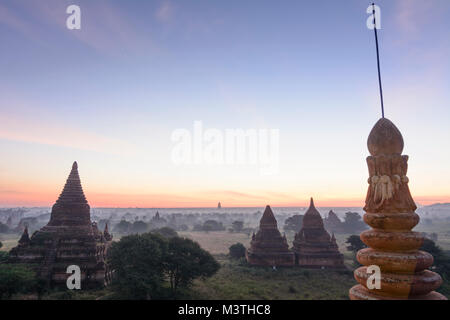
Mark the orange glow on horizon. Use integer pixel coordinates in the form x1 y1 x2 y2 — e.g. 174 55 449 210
1 191 449 208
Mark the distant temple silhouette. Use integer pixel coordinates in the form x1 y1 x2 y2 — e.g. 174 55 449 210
8 162 112 288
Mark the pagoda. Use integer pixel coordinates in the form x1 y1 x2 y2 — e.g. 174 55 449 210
349 118 446 300
292 198 345 269
8 162 112 288
246 205 294 266
324 210 344 234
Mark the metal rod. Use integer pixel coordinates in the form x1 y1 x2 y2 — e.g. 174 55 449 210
372 3 385 118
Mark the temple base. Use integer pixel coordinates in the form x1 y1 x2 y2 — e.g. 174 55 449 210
246 251 295 267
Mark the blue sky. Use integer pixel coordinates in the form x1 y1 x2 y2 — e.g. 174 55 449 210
0 0 449 207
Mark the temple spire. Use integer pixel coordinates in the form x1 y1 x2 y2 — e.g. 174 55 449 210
260 205 277 227
47 161 91 227
56 161 88 206
18 226 30 246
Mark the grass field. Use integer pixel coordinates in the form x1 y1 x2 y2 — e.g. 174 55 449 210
179 231 252 255
190 255 354 300
0 234 18 252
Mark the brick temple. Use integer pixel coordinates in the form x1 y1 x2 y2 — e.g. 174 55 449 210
292 198 345 269
246 205 294 266
9 162 112 288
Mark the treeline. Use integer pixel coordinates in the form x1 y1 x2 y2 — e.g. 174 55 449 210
283 211 367 234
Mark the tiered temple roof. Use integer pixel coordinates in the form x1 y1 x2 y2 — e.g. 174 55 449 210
9 162 112 288
246 205 294 266
292 198 344 269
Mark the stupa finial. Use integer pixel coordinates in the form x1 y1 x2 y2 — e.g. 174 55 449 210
367 118 404 156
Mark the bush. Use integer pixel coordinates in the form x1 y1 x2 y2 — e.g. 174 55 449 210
229 243 246 259
0 264 37 299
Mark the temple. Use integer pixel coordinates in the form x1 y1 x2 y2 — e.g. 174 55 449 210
8 162 112 288
349 118 446 300
292 198 345 269
246 205 294 266
324 210 344 234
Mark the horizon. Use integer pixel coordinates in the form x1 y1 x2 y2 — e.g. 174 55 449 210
1 0 449 208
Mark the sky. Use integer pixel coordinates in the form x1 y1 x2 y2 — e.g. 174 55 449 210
0 0 449 208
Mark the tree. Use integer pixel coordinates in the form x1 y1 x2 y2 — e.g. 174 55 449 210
107 233 167 299
113 220 132 234
165 237 220 296
346 235 366 253
346 235 367 266
0 265 37 299
229 243 246 259
152 227 178 239
0 223 10 234
202 220 225 232
231 221 244 233
0 240 2 249
131 221 148 234
0 251 8 263
343 212 367 233
421 239 450 279
283 215 303 233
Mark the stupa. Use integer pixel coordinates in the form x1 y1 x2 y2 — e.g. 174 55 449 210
349 118 446 300
292 198 345 268
246 205 294 266
8 162 112 288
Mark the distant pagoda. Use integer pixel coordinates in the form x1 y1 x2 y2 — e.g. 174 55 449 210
292 198 344 269
8 162 112 288
246 205 294 266
349 118 446 300
324 210 344 234
217 202 221 209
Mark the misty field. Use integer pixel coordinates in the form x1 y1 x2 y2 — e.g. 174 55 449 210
178 231 252 255
0 235 18 252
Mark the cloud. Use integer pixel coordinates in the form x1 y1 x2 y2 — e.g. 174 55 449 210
394 0 450 39
156 0 175 23
0 111 137 155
